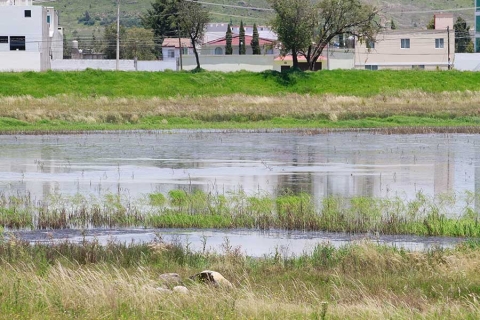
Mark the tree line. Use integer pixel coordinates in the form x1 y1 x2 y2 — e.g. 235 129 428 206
66 0 476 71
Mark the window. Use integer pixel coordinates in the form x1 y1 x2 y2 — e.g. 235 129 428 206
401 39 410 49
435 38 444 49
168 49 175 58
10 36 25 51
366 40 375 49
477 16 480 32
0 36 7 43
47 15 51 24
214 47 223 55
24 10 31 18
365 65 378 70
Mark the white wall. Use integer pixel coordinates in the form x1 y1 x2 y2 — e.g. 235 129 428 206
453 53 480 71
137 60 177 71
182 55 274 72
51 59 177 72
0 52 42 71
0 5 44 52
51 59 136 71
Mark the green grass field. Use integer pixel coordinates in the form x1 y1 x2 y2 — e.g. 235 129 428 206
1 69 480 132
1 69 480 98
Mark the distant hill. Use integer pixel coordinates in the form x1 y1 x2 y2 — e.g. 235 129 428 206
38 0 475 40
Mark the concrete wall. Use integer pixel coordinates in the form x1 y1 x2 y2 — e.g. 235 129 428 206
137 60 177 71
52 59 136 71
182 55 274 72
0 52 42 71
454 53 480 71
326 49 354 70
51 59 177 72
355 29 454 70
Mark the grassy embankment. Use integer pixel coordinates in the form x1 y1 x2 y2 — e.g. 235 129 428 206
0 234 480 319
3 189 480 237
1 69 480 132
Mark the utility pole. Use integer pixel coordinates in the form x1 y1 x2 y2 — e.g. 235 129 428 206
447 25 451 70
178 27 183 71
116 0 120 71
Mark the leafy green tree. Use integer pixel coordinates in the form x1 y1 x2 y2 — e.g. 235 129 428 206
454 16 472 53
390 19 396 30
239 20 246 55
251 23 261 54
123 27 157 60
177 0 209 70
225 24 233 55
103 23 126 59
141 0 184 58
269 0 380 71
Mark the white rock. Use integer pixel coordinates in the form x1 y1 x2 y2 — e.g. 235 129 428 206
173 286 189 294
190 270 233 288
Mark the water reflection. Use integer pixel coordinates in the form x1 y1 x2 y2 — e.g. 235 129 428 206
12 228 465 256
0 131 478 211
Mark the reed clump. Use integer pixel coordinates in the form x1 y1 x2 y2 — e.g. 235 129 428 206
1 190 480 237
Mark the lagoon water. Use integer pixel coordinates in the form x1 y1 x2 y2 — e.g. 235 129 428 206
0 130 478 203
1 130 479 253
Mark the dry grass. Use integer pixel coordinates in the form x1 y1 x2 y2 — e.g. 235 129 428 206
1 239 480 319
1 90 480 124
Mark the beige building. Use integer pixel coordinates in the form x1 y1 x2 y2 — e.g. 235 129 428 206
355 14 454 70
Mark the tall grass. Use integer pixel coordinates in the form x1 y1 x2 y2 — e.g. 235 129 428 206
2 190 480 237
0 235 480 319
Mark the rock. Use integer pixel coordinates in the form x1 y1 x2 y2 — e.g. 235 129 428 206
159 273 183 288
189 270 233 288
155 287 172 294
173 286 189 294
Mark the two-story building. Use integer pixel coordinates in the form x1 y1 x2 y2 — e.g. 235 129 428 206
355 14 454 70
0 0 63 71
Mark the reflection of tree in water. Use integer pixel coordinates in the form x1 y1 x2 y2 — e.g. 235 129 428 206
274 145 315 197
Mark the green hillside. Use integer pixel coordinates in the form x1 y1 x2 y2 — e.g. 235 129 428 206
38 0 475 41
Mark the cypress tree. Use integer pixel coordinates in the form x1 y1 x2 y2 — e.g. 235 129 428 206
239 20 246 55
390 19 396 30
251 23 260 54
225 24 233 55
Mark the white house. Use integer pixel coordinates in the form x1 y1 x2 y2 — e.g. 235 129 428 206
355 14 455 70
0 0 63 72
161 38 194 61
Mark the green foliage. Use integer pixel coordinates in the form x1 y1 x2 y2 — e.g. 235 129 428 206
454 16 472 53
251 23 261 55
239 20 246 55
102 23 126 59
390 19 396 30
225 24 233 55
177 0 210 69
426 17 435 29
123 27 157 60
149 193 166 206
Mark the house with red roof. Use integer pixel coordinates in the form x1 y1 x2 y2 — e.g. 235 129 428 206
202 34 276 55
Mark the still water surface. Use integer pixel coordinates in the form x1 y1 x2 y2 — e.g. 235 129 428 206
0 131 478 202
1 131 479 253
